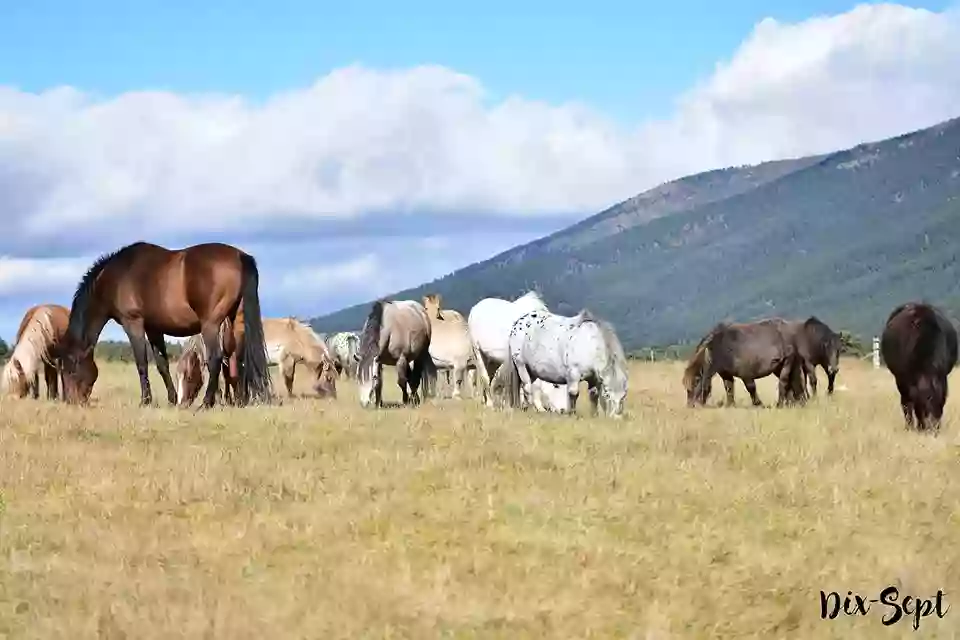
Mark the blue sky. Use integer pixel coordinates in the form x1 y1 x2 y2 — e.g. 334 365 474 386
1 0 959 342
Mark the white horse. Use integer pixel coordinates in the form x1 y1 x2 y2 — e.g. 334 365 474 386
495 308 629 418
531 379 570 413
467 290 549 407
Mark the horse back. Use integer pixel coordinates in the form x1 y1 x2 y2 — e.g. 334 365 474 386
881 303 958 377
711 320 792 374
383 301 431 358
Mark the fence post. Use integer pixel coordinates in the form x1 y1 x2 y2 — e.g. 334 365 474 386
872 336 880 369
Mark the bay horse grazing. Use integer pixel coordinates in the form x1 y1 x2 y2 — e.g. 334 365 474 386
1 304 72 400
354 300 438 408
467 291 550 407
422 294 474 399
880 302 958 432
263 317 338 399
788 316 842 397
326 331 360 379
59 241 273 408
683 318 807 408
495 308 628 418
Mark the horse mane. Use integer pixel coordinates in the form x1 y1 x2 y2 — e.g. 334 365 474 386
357 300 387 364
802 316 839 351
14 304 41 345
593 316 627 379
1 307 58 393
68 241 148 343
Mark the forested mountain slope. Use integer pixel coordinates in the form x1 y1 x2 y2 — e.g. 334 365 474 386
312 116 960 349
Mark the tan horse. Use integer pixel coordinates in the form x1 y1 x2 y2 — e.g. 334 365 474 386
355 299 438 408
263 317 338 399
2 304 70 400
176 316 337 406
422 294 475 399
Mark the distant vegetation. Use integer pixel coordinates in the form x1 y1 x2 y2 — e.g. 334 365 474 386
311 115 960 351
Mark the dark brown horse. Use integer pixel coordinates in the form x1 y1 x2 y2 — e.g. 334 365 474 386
683 318 807 408
58 241 273 408
880 302 958 432
788 316 842 396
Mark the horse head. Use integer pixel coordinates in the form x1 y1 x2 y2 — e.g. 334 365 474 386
58 336 98 405
176 350 205 407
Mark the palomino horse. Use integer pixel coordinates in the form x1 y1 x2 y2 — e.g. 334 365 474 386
880 302 958 432
787 316 842 397
263 317 338 399
467 290 549 407
354 300 438 408
683 318 807 409
1 304 72 400
59 241 273 408
326 331 360 379
422 294 474 399
176 317 338 405
495 308 629 418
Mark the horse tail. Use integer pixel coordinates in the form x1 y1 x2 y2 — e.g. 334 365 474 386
239 252 274 405
420 346 439 399
492 358 522 409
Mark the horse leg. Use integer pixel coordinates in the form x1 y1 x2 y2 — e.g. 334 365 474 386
513 361 535 410
396 355 410 405
146 330 178 406
408 355 428 407
452 363 466 400
895 379 915 429
279 357 296 398
30 370 40 400
743 379 763 407
44 361 59 401
587 379 601 416
720 374 735 406
826 368 837 396
805 361 818 397
120 320 154 406
199 324 224 410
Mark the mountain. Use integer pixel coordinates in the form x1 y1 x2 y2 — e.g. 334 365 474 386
310 116 960 350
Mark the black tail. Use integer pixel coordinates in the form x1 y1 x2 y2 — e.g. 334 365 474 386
239 253 273 406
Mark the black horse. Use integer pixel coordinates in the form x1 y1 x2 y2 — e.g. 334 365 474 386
880 302 958 432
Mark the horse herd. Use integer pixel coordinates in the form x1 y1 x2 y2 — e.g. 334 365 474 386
0 241 956 432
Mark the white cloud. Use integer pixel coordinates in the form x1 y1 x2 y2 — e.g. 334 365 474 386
0 256 91 297
278 254 381 295
2 3 959 253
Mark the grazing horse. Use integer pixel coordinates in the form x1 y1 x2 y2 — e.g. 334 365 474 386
495 308 629 418
789 316 842 396
354 300 438 408
683 318 807 408
58 241 273 408
422 294 474 399
529 379 571 414
175 324 235 408
880 302 958 432
326 331 360 379
1 304 71 400
467 291 550 407
263 318 338 399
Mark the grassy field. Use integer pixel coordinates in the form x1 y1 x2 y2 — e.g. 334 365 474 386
1 357 960 639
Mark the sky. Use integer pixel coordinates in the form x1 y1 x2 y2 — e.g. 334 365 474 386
1 0 959 342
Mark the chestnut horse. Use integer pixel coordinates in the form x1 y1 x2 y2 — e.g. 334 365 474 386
59 241 273 408
1 303 71 400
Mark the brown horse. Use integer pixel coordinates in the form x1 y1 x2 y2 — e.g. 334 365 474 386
1 304 71 400
880 302 958 432
683 318 807 408
788 316 843 396
58 241 273 408
354 299 438 408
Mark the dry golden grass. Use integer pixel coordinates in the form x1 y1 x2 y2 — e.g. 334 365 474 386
1 357 960 638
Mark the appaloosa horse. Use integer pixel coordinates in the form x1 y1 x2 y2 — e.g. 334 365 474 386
880 302 958 432
59 241 273 408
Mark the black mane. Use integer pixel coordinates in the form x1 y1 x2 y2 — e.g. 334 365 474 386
67 242 148 342
356 300 387 371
